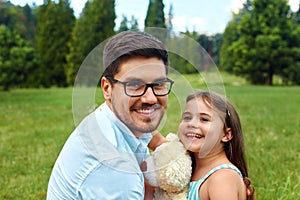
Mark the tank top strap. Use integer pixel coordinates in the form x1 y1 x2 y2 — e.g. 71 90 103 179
207 164 243 179
188 164 243 200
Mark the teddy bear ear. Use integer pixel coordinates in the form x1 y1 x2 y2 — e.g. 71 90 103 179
166 133 179 141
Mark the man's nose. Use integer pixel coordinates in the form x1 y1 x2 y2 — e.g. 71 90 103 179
140 87 157 104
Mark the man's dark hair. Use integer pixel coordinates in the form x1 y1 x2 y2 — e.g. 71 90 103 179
102 31 169 77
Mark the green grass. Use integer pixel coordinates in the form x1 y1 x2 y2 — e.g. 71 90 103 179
226 86 300 200
0 88 75 199
1 74 300 199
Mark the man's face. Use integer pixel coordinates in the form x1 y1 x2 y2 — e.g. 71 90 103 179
102 56 168 137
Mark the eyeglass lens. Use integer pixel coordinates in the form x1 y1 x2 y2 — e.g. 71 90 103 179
125 80 171 96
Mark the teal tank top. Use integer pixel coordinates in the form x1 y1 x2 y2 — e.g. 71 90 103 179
188 164 243 200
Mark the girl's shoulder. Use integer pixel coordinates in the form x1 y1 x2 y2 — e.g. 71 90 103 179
189 164 245 200
205 164 246 199
207 165 243 184
196 164 242 184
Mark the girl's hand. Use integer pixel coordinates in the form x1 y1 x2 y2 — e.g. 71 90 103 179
147 130 167 151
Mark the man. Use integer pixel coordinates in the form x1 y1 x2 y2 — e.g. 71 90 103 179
47 31 173 199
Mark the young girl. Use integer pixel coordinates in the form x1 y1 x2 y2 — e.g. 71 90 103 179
178 91 255 200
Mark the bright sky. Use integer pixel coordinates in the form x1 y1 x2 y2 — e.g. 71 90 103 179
10 0 300 34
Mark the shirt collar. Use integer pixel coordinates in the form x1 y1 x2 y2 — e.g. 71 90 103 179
97 102 152 153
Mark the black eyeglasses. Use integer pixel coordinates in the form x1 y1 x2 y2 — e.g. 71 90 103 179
106 76 174 97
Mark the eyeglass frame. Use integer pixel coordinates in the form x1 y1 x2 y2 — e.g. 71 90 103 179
105 76 174 97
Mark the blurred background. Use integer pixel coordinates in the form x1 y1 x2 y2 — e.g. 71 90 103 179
1 0 300 90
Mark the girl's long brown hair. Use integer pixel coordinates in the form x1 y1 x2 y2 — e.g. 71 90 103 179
186 91 255 199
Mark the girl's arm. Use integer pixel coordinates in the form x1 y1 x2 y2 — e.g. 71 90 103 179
144 131 166 199
144 179 155 200
147 130 167 151
206 170 246 200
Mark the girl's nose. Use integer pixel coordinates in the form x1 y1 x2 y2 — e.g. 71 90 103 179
188 117 200 128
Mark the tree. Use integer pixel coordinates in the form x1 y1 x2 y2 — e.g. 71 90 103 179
0 25 36 90
118 15 139 32
0 1 37 45
166 3 173 32
65 0 115 85
36 0 75 87
129 15 139 30
220 0 252 72
198 34 210 52
220 16 238 72
223 0 299 85
118 15 129 32
21 4 37 45
167 32 202 74
197 33 222 66
144 0 166 28
282 4 300 85
212 33 223 66
293 2 300 24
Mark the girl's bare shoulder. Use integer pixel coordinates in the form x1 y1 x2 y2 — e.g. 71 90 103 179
206 169 246 200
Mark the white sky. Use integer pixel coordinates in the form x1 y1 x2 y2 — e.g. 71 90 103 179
10 0 300 34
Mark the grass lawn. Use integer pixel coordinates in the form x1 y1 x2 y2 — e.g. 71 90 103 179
1 73 299 199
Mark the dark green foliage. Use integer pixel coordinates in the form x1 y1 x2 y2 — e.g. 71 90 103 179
212 33 223 66
281 25 300 85
118 15 139 32
118 15 129 32
221 0 300 85
220 17 238 72
198 34 210 52
167 32 205 74
129 16 139 30
0 0 116 88
0 1 38 90
65 0 115 85
197 33 222 66
145 0 166 28
220 0 251 72
36 0 75 87
0 25 37 90
294 4 300 23
2 0 300 87
0 1 36 45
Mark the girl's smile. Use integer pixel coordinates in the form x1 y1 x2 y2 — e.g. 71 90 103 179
178 97 226 154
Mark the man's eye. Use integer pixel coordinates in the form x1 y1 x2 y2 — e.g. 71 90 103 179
127 81 144 88
154 81 166 86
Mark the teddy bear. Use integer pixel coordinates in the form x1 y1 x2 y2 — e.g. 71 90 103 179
143 133 192 200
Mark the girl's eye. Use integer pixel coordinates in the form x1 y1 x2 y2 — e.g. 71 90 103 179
182 115 192 121
201 117 209 122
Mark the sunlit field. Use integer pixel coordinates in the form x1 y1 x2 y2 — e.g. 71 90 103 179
1 73 299 199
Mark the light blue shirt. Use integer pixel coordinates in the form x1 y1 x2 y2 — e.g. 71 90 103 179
47 103 152 199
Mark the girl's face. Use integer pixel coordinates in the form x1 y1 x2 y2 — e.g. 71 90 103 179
178 97 230 157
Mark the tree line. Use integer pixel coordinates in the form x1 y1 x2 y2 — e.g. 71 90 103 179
0 0 300 90
221 0 300 85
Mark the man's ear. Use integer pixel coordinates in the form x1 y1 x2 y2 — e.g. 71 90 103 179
101 76 112 100
222 128 233 142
